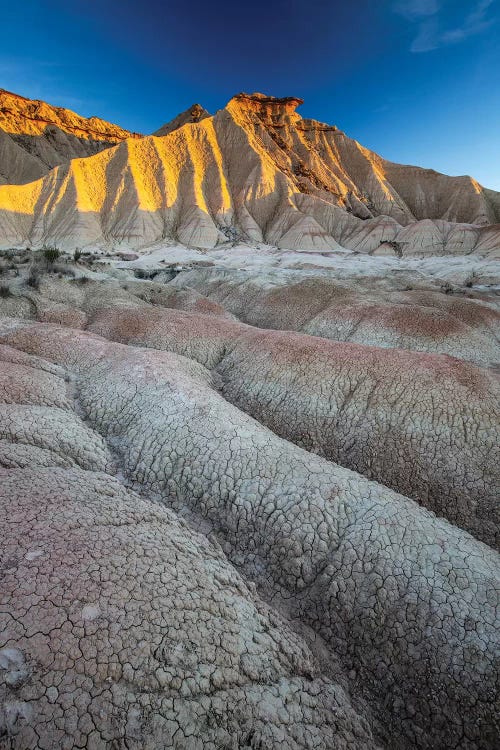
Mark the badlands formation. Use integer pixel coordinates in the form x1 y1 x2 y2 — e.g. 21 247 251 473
0 90 499 750
0 89 142 186
0 91 500 253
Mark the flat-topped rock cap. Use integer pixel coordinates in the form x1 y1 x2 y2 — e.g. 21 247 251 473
233 92 304 104
229 92 304 114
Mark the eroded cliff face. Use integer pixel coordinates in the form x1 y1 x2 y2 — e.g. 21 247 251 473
0 88 140 142
0 88 142 184
0 90 499 253
225 92 499 226
229 92 305 125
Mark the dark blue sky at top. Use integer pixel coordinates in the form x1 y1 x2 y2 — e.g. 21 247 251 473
1 0 499 188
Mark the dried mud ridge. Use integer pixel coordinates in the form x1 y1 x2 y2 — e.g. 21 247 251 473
0 261 499 750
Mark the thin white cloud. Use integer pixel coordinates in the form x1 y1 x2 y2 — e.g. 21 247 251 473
394 0 440 20
395 0 496 52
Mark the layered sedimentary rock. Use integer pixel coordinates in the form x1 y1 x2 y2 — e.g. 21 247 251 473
86 304 499 548
0 91 499 253
0 88 142 184
172 267 500 367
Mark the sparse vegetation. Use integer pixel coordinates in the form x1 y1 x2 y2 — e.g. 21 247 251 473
52 264 76 277
441 281 454 295
134 268 159 280
26 270 41 289
0 284 12 298
386 240 403 259
43 246 61 265
464 272 477 288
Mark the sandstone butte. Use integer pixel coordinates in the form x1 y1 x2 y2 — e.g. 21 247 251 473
0 90 499 255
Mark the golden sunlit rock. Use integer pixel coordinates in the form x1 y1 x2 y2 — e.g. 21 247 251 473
0 90 498 253
0 88 142 186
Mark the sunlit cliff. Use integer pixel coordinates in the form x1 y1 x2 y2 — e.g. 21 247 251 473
0 91 499 255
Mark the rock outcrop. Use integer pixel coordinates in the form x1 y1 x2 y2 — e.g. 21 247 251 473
0 91 499 254
153 103 210 137
0 88 142 184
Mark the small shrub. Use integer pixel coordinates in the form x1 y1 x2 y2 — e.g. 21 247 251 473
51 264 75 277
386 240 403 258
0 284 11 298
441 281 454 295
73 249 82 262
464 272 476 289
77 275 90 285
134 268 158 280
43 246 61 265
26 270 41 289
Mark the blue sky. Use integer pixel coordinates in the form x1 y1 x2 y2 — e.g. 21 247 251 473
1 0 499 189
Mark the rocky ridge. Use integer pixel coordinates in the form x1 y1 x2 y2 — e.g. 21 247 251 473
153 103 211 137
0 88 142 185
0 91 499 254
